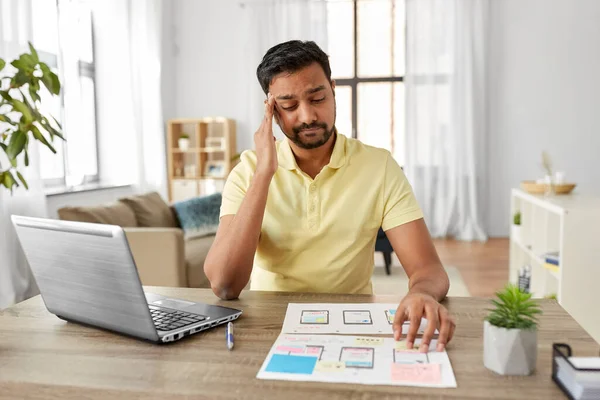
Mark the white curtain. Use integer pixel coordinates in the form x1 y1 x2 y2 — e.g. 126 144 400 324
0 0 44 309
93 0 166 199
129 0 166 198
241 0 328 140
405 0 488 241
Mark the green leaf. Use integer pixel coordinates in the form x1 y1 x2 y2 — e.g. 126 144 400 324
51 115 62 130
1 170 18 191
11 99 33 122
28 42 39 63
16 171 28 190
24 149 29 166
27 79 40 103
0 90 11 102
39 63 61 95
11 70 30 88
40 118 65 140
19 89 42 121
22 54 36 68
0 58 5 72
10 58 27 71
31 124 56 153
6 131 26 159
49 71 60 95
485 283 542 330
0 114 15 125
29 85 41 103
11 54 36 72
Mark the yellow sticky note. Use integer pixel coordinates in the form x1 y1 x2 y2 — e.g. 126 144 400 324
315 361 346 372
354 337 384 346
395 341 421 352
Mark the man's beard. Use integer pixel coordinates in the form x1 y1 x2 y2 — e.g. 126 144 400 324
282 107 337 150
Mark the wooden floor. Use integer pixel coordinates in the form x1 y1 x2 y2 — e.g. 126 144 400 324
433 238 509 298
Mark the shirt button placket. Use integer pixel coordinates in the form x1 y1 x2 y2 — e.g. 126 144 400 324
308 183 318 230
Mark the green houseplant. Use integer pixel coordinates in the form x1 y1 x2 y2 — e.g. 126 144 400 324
513 211 521 226
483 284 542 375
0 42 64 192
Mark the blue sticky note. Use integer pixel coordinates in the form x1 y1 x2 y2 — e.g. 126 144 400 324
345 360 372 368
265 354 318 375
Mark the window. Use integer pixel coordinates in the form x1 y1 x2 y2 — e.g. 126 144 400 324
327 0 406 164
33 0 98 187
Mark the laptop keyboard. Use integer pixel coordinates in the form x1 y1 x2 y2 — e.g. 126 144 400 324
149 305 207 331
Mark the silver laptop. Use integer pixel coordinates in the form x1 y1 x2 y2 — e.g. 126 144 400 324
11 215 242 344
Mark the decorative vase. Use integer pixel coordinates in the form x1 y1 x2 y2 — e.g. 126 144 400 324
483 320 537 375
178 138 190 150
511 224 522 244
544 174 555 197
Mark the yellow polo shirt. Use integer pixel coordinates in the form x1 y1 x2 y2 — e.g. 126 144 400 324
220 133 423 294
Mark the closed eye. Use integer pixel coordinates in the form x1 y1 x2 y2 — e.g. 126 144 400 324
281 97 325 110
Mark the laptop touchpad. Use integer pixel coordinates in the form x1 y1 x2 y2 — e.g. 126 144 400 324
151 298 195 309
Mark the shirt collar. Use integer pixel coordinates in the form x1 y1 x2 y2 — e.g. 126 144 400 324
277 131 347 171
277 137 298 170
327 132 346 169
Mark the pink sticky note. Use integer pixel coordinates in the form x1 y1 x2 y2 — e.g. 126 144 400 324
276 345 304 354
391 363 442 384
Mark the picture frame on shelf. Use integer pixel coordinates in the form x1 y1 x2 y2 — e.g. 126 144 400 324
174 160 184 177
184 165 198 178
204 161 226 178
205 137 225 149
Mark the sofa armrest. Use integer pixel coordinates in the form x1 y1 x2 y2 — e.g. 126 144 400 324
123 228 187 287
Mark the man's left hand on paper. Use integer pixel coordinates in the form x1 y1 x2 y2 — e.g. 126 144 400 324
392 291 455 353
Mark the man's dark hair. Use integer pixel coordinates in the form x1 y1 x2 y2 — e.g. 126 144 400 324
256 40 332 95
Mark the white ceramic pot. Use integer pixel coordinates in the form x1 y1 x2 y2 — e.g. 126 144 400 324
511 225 522 244
178 138 190 150
483 320 537 375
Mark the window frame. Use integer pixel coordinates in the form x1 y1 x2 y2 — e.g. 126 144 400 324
38 1 100 188
332 0 404 147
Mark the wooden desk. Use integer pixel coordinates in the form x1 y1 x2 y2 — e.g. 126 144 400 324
0 288 598 399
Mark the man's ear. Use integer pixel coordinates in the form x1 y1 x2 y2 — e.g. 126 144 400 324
331 79 336 95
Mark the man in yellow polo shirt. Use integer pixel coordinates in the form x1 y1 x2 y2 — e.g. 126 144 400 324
204 40 455 352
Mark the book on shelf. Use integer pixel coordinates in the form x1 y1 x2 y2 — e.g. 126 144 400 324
543 251 560 266
544 263 559 273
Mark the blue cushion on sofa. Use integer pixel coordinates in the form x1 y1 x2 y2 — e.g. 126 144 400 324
172 193 222 239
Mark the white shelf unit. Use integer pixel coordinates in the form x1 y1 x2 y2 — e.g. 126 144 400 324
509 188 600 343
167 117 236 202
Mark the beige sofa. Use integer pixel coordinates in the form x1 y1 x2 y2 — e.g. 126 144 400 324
57 192 213 288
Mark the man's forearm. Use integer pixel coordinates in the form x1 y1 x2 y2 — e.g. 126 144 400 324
204 172 272 298
407 265 450 302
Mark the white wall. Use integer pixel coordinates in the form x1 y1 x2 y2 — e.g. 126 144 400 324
487 0 600 237
167 0 255 152
164 0 600 237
